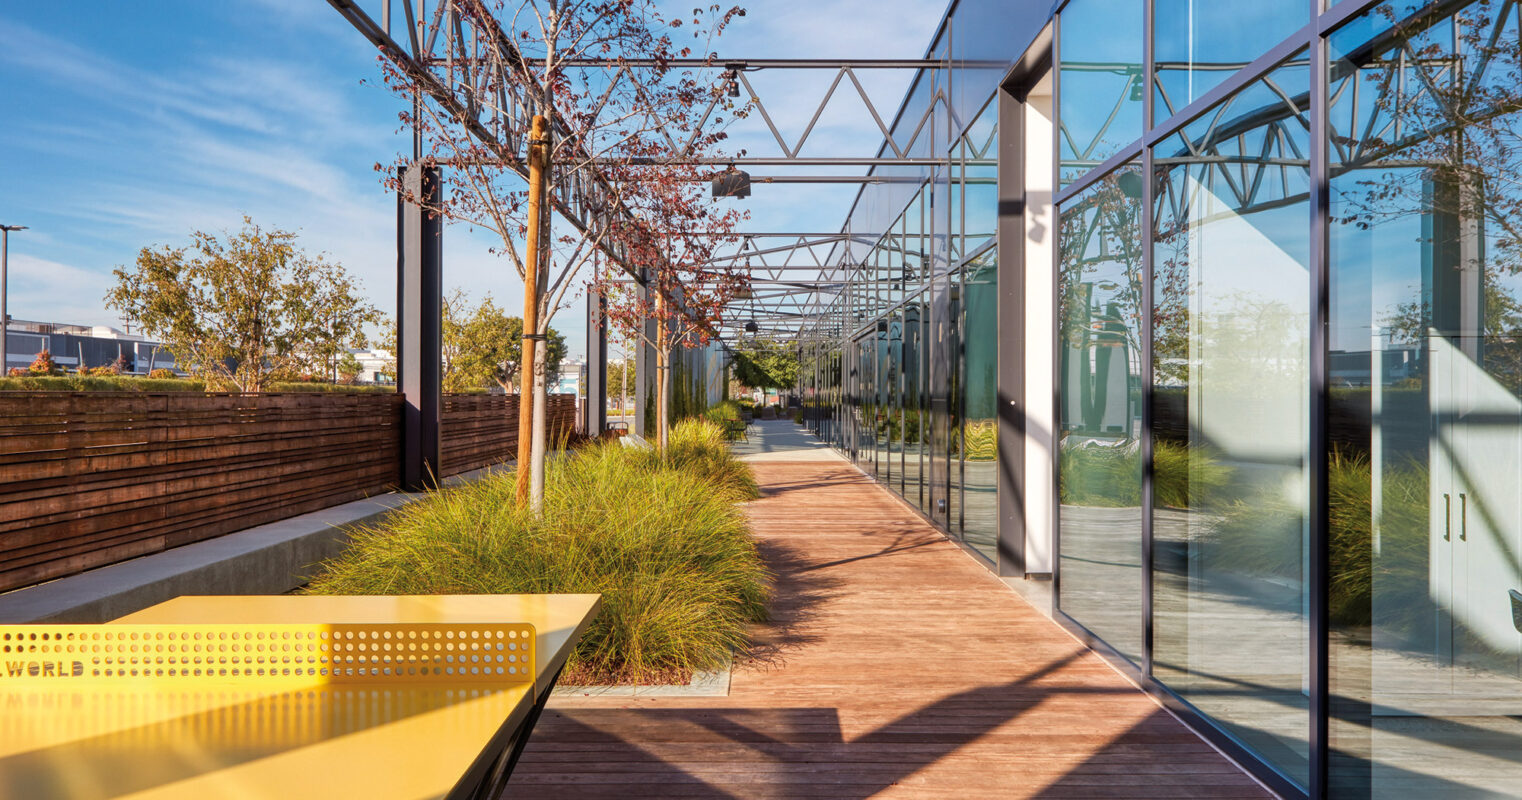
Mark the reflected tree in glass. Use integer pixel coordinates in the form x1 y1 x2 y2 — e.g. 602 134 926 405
1056 163 1145 664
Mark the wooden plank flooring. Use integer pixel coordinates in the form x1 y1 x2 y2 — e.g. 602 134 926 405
511 458 1273 798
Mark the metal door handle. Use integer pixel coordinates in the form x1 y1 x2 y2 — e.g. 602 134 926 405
1460 493 1467 541
1444 493 1451 541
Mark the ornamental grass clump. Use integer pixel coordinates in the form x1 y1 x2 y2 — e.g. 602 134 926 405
639 418 760 501
305 438 768 685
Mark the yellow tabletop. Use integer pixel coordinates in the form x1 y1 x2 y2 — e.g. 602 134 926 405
0 594 601 800
0 682 531 800
113 593 602 700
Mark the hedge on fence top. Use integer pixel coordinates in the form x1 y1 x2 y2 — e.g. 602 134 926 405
0 376 402 393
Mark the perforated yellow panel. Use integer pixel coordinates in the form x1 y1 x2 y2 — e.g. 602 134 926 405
0 623 535 685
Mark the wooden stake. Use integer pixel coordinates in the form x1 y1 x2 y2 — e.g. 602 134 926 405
516 114 549 505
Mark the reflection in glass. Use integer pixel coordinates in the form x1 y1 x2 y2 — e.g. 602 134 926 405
1329 2 1522 795
961 251 999 562
929 270 954 528
904 299 927 512
1059 0 1143 187
1057 162 1145 664
877 320 893 483
1151 0 1305 124
964 108 999 255
949 274 964 537
1152 56 1310 786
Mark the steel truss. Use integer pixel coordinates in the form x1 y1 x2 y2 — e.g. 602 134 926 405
326 0 972 343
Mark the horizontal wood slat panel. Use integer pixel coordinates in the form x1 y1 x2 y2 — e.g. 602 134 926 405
0 392 406 593
439 394 576 478
0 391 575 592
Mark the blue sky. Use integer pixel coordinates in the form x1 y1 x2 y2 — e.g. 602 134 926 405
0 0 943 360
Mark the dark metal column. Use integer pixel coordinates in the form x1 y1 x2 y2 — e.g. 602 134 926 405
633 270 656 438
585 288 607 437
397 164 442 490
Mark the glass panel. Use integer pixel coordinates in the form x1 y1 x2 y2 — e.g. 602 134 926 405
1151 0 1306 124
948 0 1024 141
962 250 999 562
889 311 904 495
1059 0 1144 187
877 322 892 481
929 272 953 527
950 138 964 263
1058 162 1146 663
857 336 874 469
905 189 925 293
904 298 927 511
929 170 954 527
949 270 965 537
1329 3 1522 796
1151 56 1311 785
964 107 999 254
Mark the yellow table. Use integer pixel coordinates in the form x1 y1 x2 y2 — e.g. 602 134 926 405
116 594 602 702
0 594 600 800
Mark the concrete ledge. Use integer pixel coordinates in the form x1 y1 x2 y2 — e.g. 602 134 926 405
551 663 732 699
0 492 418 624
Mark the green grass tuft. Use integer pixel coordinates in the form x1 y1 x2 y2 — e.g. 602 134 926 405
305 435 768 684
636 418 760 501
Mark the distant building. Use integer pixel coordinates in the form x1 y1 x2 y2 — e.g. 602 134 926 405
555 358 584 395
350 348 394 385
3 319 178 374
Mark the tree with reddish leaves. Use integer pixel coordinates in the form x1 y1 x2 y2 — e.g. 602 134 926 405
598 156 748 452
366 0 746 509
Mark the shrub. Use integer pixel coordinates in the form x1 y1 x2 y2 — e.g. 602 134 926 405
306 438 769 684
1198 451 1430 638
1057 437 1228 508
703 399 743 423
963 420 996 461
28 351 61 376
1153 439 1231 509
266 381 396 394
638 418 759 502
1059 439 1141 507
147 368 176 379
1325 451 1429 633
0 375 207 392
792 408 804 424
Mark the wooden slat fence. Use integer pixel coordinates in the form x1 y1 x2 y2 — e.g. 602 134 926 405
440 393 577 477
0 392 405 593
0 391 578 592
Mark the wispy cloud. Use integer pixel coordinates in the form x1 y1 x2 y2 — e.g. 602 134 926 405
2 0 949 356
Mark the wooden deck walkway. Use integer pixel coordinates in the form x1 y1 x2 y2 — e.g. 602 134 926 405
512 452 1273 798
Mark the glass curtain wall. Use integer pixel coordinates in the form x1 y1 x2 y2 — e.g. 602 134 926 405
1151 1 1306 123
1328 2 1522 796
962 248 998 562
1048 0 1522 794
904 298 926 511
1151 55 1313 783
804 109 998 561
800 0 1522 790
1058 0 1142 187
1057 163 1146 664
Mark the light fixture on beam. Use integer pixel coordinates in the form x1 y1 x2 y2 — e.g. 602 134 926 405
712 167 751 199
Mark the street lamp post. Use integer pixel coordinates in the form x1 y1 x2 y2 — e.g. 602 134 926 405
0 225 27 375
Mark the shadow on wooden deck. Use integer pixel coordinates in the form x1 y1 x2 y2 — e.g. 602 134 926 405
511 457 1273 798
